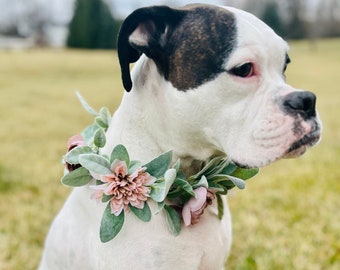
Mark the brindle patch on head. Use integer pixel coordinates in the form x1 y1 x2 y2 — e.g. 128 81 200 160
160 5 237 90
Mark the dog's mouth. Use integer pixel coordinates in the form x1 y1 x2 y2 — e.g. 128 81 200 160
284 130 321 158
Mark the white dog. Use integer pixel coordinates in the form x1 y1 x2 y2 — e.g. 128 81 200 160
39 4 321 269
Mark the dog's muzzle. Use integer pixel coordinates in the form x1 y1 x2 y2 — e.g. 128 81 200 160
282 91 321 158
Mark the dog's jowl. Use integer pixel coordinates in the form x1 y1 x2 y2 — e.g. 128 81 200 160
39 4 321 270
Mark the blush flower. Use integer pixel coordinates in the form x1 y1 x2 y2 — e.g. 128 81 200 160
91 160 156 216
182 187 215 226
65 134 86 172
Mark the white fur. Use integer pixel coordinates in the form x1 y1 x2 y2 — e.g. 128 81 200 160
39 6 321 269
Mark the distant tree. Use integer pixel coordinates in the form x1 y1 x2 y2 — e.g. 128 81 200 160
285 0 306 39
261 2 286 37
67 0 121 49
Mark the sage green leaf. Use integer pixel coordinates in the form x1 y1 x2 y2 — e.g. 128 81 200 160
64 146 93 164
79 154 112 175
102 194 114 203
208 182 227 194
95 116 108 129
149 169 176 202
231 167 259 180
190 156 225 180
99 107 111 126
76 91 99 116
216 194 224 220
128 160 142 175
144 150 172 178
81 123 99 145
93 128 106 148
192 175 209 189
227 175 246 189
100 203 124 242
173 178 195 196
156 201 165 214
173 159 180 172
129 202 151 222
164 205 181 236
219 163 237 175
61 167 92 187
110 144 130 167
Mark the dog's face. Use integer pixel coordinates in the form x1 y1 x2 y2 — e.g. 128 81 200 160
117 4 322 168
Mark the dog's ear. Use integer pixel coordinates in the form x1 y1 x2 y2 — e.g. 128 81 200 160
117 6 184 91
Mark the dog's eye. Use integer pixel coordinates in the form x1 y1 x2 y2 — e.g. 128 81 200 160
229 63 254 78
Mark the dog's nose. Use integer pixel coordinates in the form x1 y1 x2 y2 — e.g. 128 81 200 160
282 91 316 119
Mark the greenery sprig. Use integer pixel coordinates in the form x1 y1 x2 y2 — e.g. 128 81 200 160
61 93 259 242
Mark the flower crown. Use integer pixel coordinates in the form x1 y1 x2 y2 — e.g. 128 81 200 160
61 93 259 243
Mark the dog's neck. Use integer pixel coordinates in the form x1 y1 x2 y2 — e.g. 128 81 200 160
103 57 218 175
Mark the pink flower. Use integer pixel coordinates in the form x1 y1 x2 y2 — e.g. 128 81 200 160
182 187 215 226
91 160 156 216
65 134 86 172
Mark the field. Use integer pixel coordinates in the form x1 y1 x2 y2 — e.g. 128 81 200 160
0 39 339 269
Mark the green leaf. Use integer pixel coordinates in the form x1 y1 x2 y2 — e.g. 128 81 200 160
192 175 209 189
76 91 99 116
173 159 180 172
231 167 259 180
93 128 106 148
102 194 114 203
190 156 225 180
99 107 111 126
64 145 93 164
156 201 165 214
144 150 172 178
81 123 99 145
173 178 195 196
100 203 125 242
61 167 92 187
95 116 109 129
226 175 246 189
127 160 142 175
164 205 181 236
129 202 151 222
219 163 238 175
79 154 112 175
110 144 130 167
216 194 224 220
149 169 176 202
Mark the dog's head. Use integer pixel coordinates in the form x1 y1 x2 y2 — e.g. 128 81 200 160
117 4 322 168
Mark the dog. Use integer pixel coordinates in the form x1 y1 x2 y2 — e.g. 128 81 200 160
39 4 321 269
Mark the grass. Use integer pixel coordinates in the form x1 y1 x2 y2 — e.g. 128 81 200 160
0 39 339 269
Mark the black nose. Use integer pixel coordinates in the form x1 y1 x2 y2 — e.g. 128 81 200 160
282 91 317 119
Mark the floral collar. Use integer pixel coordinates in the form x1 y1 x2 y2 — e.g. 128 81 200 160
61 93 259 243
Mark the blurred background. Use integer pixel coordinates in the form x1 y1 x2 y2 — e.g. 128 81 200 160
1 0 340 49
0 1 339 270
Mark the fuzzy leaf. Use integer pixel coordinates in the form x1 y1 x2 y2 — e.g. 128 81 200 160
164 205 181 236
110 144 130 167
192 175 209 189
95 116 108 129
79 154 112 175
76 91 99 116
127 160 142 175
81 123 99 145
61 167 92 187
93 128 106 148
144 151 172 178
99 107 111 126
216 194 224 220
102 194 114 203
219 163 238 175
149 169 176 202
64 146 93 164
226 175 246 189
173 178 195 196
173 159 181 172
100 203 125 242
129 202 151 222
231 167 259 180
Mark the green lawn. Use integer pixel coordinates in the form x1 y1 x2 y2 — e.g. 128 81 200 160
0 39 339 270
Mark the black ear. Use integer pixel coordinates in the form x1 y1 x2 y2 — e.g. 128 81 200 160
117 6 184 92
